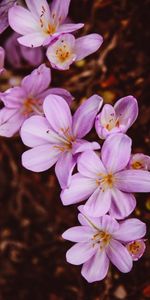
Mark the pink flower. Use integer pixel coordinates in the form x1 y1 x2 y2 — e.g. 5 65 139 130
126 239 146 261
0 46 5 74
0 63 73 137
20 94 103 188
8 0 84 47
128 153 150 171
4 32 44 69
46 33 103 70
61 133 150 219
95 96 138 139
62 211 146 283
0 0 15 34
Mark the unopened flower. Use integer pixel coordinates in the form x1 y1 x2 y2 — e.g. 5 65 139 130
62 212 146 283
0 46 5 74
95 96 138 139
61 133 150 219
5 32 44 69
21 94 103 188
128 153 150 171
46 33 103 70
126 239 146 261
0 0 15 34
8 0 84 48
0 64 73 137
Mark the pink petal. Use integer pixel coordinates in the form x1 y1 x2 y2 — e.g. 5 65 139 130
99 215 119 234
8 5 39 35
115 169 150 192
22 144 60 172
0 47 5 73
114 95 138 131
0 108 25 137
77 150 106 178
72 94 103 138
43 95 72 138
81 249 109 283
113 218 146 242
26 0 50 20
83 188 111 217
107 239 133 273
78 209 103 229
62 225 94 242
75 34 103 61
55 151 76 189
58 23 84 34
101 133 132 173
109 189 136 219
61 174 97 205
20 115 63 147
51 0 71 24
66 242 96 265
128 153 150 171
45 87 74 105
72 140 100 154
21 64 51 96
1 87 26 108
18 32 46 47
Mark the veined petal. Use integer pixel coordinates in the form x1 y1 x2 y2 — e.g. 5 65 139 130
78 209 103 229
66 242 96 265
18 32 46 47
1 87 26 108
43 95 72 138
22 144 60 172
8 5 39 35
107 239 133 273
83 188 111 217
113 219 146 242
81 249 109 283
75 34 103 61
77 150 106 178
115 95 138 131
61 173 97 205
115 170 150 192
20 116 63 147
21 64 51 96
55 152 76 189
109 189 136 220
58 23 84 34
51 0 71 24
72 95 103 138
0 108 25 137
26 0 50 20
62 225 94 242
101 133 132 173
72 140 100 155
99 215 119 234
45 87 74 105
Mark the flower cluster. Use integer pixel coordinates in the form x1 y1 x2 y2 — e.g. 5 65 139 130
0 0 149 284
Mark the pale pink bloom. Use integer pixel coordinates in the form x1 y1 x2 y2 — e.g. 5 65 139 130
0 46 5 74
21 94 103 188
126 239 146 261
95 96 138 139
62 211 146 283
61 133 150 219
8 0 84 47
46 33 103 70
0 64 73 137
5 32 44 69
128 153 150 171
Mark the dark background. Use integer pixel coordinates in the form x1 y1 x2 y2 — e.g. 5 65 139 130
0 0 150 299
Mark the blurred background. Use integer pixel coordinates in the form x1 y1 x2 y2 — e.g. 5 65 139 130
0 0 150 299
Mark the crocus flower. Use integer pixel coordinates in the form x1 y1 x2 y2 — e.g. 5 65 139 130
0 63 73 137
0 46 5 74
128 153 150 171
0 0 15 34
20 94 103 188
46 33 103 70
126 239 146 261
61 133 150 219
8 0 84 47
62 212 146 283
95 96 138 139
5 32 44 69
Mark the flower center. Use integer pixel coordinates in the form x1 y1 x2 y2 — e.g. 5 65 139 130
39 6 56 35
96 173 114 190
105 118 120 131
52 127 76 152
22 98 42 116
126 240 145 259
92 231 111 249
131 161 143 169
